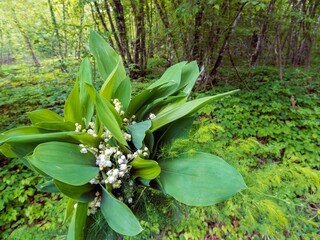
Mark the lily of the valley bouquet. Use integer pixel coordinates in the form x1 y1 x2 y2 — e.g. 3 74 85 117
0 31 245 239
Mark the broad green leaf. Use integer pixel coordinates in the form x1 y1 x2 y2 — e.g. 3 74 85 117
28 142 99 186
67 202 88 240
136 94 187 121
2 131 85 157
0 143 17 158
114 77 131 110
158 152 246 206
126 121 151 149
36 180 60 193
147 62 187 91
27 109 64 124
6 132 79 145
89 30 126 90
178 61 199 94
131 156 161 179
34 121 75 131
64 79 83 124
126 82 168 117
54 179 96 202
99 61 120 100
64 198 77 224
95 94 127 146
79 58 94 127
151 90 239 131
0 126 51 144
101 186 143 236
156 117 194 148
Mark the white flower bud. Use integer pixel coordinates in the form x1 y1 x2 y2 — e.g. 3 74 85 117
80 148 87 154
119 164 127 171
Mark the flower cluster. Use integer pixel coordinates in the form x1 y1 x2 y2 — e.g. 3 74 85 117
75 99 151 214
87 191 101 216
75 121 98 137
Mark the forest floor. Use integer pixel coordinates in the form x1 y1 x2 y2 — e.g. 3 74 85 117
0 62 319 240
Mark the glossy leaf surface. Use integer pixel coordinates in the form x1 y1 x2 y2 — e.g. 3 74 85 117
158 152 246 206
28 142 99 186
101 187 142 236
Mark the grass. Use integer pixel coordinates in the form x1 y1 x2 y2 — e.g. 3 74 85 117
0 62 319 239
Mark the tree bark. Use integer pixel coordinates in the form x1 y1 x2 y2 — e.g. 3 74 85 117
192 1 204 64
112 0 132 65
207 2 247 86
104 0 126 64
153 0 179 65
11 9 41 67
93 1 115 49
249 0 276 67
47 0 64 62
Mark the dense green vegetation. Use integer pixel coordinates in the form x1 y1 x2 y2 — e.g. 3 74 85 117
1 61 319 239
1 0 320 239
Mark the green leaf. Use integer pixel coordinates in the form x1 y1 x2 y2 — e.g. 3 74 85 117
34 121 75 131
27 109 64 124
64 198 77 224
178 61 199 94
0 143 18 158
95 94 127 146
114 77 131 110
156 117 194 148
27 142 99 186
151 90 239 131
131 156 161 179
99 61 121 100
89 30 126 90
126 82 168 117
158 152 246 206
67 202 88 240
54 179 96 202
79 58 94 127
0 126 51 144
101 186 142 236
36 180 60 193
147 62 187 91
126 120 151 149
64 79 83 124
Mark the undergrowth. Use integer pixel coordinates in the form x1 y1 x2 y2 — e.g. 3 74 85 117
0 64 319 239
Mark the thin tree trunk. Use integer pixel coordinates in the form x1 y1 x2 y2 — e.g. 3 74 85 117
112 0 132 65
90 3 100 31
250 0 276 67
276 25 283 80
104 0 126 64
153 0 179 65
11 9 40 67
130 0 147 76
47 0 64 62
192 1 204 64
94 1 115 49
207 2 247 86
77 5 85 59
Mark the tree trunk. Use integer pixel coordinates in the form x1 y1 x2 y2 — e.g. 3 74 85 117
77 5 85 59
104 0 126 64
112 0 132 65
153 0 179 65
249 0 276 67
93 1 115 49
192 1 204 64
207 2 247 87
130 0 147 76
47 0 64 63
275 25 283 80
11 9 40 67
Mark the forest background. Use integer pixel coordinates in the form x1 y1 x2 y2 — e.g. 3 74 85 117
0 0 319 239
